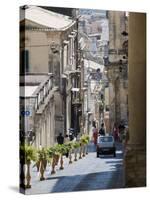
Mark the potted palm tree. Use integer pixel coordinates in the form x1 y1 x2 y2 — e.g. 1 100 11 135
80 135 89 157
73 141 80 161
64 142 74 164
56 144 68 170
20 144 37 188
79 140 83 159
47 146 60 174
37 147 48 181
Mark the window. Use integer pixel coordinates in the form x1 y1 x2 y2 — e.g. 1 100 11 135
20 50 29 73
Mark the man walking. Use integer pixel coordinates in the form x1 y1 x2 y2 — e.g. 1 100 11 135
99 123 105 136
57 133 64 145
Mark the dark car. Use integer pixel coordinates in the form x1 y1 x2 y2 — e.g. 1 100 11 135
96 135 116 157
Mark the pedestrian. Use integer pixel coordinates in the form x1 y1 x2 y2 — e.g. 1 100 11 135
64 134 69 143
124 127 129 150
118 122 125 142
99 123 105 136
69 132 74 141
57 133 64 145
92 126 98 145
68 128 75 141
113 123 119 142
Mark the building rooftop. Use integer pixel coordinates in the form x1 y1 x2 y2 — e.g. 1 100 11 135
20 5 75 30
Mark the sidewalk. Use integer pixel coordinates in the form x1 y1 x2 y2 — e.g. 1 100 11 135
25 143 95 194
25 142 124 194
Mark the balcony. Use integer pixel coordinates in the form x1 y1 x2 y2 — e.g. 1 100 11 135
34 74 54 111
71 88 82 105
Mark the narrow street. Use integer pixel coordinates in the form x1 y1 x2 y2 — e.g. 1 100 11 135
26 142 124 194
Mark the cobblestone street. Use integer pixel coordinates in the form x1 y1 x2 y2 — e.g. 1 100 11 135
26 143 124 194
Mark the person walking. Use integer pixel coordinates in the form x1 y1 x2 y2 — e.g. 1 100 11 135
99 123 105 136
118 122 125 142
57 133 64 145
64 134 69 143
113 123 119 142
92 126 98 145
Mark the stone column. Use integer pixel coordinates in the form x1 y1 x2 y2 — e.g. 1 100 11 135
125 12 146 187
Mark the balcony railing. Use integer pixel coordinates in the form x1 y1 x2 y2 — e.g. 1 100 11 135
72 90 82 105
34 74 54 111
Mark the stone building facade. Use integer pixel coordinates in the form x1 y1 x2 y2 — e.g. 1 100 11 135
20 74 57 148
106 11 128 131
20 6 80 146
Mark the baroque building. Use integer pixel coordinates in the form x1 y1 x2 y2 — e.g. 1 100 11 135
106 11 128 131
20 6 82 147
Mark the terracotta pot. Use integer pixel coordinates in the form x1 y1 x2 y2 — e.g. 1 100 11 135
59 155 64 170
51 157 56 174
74 149 78 161
36 161 40 172
86 145 88 154
79 146 82 159
55 155 60 166
26 161 31 188
39 160 45 181
82 145 86 157
69 151 73 164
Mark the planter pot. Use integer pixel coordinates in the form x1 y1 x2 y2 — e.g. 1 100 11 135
59 155 64 170
79 146 82 159
36 159 47 171
51 156 57 174
82 145 86 157
43 160 47 170
69 151 73 164
86 144 88 154
26 161 31 188
74 149 78 161
36 161 40 172
51 157 56 174
55 155 60 166
39 160 45 181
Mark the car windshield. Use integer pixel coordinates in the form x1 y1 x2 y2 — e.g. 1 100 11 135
99 136 113 142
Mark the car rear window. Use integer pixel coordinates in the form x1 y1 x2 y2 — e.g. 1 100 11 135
99 136 113 142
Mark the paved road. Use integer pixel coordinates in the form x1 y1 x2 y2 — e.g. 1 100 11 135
26 142 124 194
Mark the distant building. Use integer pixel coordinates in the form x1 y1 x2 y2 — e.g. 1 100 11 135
79 9 108 63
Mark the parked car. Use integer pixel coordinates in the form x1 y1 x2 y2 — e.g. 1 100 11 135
96 135 116 157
